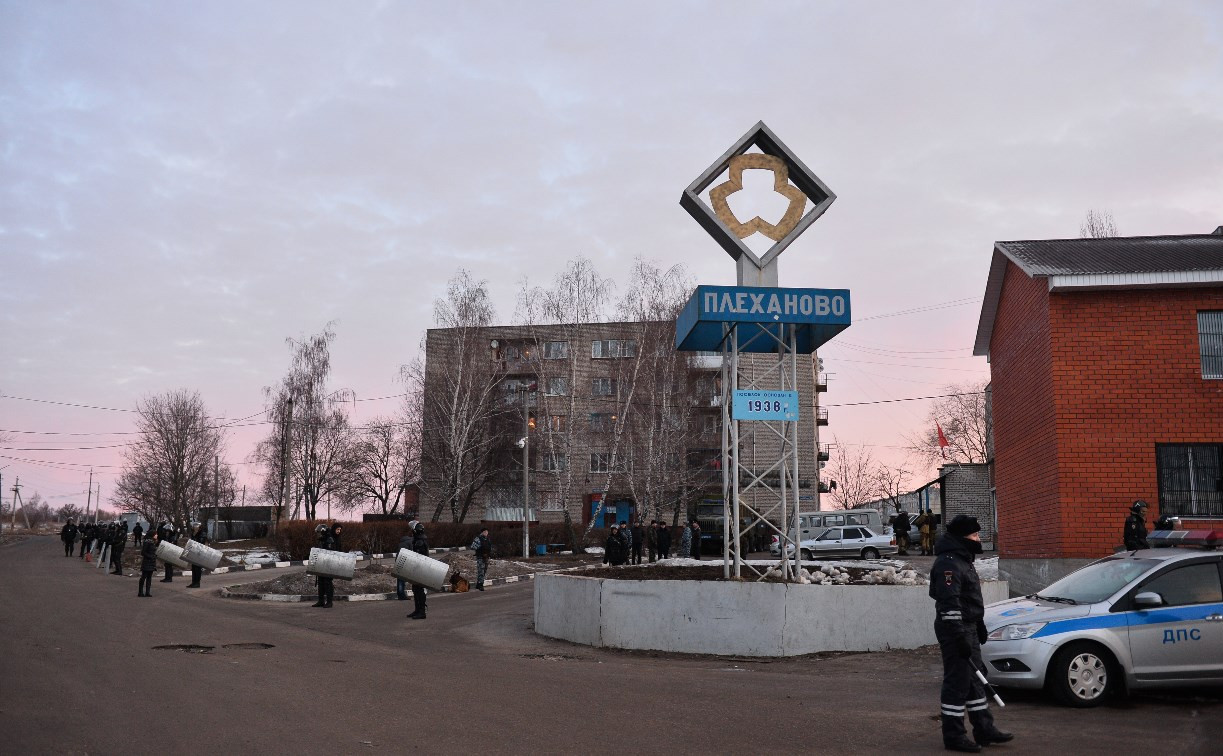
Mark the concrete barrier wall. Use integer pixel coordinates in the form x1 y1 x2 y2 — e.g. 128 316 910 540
535 573 1010 657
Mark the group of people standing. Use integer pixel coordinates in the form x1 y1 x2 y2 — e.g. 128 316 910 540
602 519 702 566
59 517 210 597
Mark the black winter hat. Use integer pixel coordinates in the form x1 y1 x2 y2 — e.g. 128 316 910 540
947 515 981 537
1132 500 1148 513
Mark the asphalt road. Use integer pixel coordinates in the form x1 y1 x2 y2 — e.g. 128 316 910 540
2 536 1220 755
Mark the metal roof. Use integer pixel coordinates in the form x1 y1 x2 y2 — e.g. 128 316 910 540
996 234 1223 276
974 232 1223 357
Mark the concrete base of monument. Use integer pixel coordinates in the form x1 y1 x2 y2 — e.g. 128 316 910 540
534 572 1010 657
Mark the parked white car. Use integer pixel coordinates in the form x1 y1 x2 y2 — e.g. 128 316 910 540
777 526 897 560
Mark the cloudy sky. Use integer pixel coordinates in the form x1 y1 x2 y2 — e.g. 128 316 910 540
3 1 1221 511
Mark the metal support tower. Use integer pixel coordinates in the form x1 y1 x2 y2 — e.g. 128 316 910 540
719 322 804 581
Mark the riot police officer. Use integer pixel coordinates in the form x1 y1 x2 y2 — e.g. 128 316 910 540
407 521 429 619
1123 500 1149 550
930 515 1012 752
186 522 208 588
312 523 342 608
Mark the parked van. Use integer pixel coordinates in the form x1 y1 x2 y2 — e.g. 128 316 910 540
772 508 886 554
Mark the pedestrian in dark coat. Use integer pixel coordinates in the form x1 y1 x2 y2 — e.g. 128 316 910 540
930 516 1012 752
132 523 144 547
408 522 429 619
630 522 645 565
646 521 659 563
470 528 492 591
109 524 127 574
61 519 79 557
138 533 159 597
1123 500 1150 550
186 523 208 588
603 526 628 566
689 520 702 560
658 523 672 559
893 510 912 555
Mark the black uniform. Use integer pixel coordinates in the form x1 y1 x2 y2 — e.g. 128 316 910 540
61 522 78 557
79 524 92 557
132 523 144 546
396 533 414 600
159 524 176 581
109 526 126 574
138 538 158 596
629 524 645 565
1123 511 1149 550
603 529 628 566
187 526 208 587
929 526 1008 751
408 524 429 618
658 525 672 559
313 526 342 608
894 511 912 555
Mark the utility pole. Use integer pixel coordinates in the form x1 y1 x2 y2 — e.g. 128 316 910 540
214 455 220 541
282 396 294 524
95 484 101 523
84 469 93 522
11 477 25 530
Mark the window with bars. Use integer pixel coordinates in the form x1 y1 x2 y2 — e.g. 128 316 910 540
1199 311 1223 379
1157 443 1223 518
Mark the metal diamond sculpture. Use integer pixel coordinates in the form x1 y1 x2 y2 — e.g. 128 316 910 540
680 121 836 287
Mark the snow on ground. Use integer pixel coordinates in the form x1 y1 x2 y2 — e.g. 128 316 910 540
976 556 999 580
218 548 280 565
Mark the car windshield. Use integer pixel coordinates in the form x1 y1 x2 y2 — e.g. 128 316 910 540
1036 557 1161 605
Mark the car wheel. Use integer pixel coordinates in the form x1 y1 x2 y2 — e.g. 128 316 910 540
861 547 880 559
1048 642 1116 708
800 549 813 561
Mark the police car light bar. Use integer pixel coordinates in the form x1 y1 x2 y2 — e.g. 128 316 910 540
1148 529 1222 548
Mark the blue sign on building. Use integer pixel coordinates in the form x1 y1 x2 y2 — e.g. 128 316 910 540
675 285 851 353
732 390 800 421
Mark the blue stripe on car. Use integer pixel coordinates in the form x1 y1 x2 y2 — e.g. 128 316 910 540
1031 602 1223 639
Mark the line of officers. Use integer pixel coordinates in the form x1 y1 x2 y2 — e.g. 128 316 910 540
59 517 210 597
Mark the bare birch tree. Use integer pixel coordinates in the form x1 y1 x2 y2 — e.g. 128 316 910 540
825 437 880 510
114 389 229 530
254 325 354 521
343 410 421 515
906 381 991 470
1080 209 1119 238
516 258 611 549
417 270 508 522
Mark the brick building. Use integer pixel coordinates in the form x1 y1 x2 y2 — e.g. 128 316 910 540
973 229 1223 593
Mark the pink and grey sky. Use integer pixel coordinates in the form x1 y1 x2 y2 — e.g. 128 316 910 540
3 1 1222 511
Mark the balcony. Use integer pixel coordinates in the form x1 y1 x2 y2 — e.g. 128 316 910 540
818 480 832 494
816 407 829 426
815 373 828 393
817 444 831 462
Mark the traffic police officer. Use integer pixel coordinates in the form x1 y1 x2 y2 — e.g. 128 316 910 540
930 515 1013 752
1123 499 1150 550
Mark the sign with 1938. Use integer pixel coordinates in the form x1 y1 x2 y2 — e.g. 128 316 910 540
732 390 799 421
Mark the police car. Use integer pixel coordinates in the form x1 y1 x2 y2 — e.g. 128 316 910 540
981 530 1223 707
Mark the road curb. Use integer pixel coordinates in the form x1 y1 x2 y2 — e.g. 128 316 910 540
220 570 539 602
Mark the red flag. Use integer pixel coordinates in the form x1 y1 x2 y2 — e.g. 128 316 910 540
936 422 949 459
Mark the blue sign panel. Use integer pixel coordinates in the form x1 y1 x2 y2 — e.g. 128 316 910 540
676 285 851 353
733 390 800 421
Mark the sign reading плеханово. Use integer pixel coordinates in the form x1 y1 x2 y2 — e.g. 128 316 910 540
675 285 851 354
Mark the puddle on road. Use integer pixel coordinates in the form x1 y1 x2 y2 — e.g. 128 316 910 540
153 644 215 654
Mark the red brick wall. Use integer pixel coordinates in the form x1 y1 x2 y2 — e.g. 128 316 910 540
1049 287 1223 557
989 262 1061 559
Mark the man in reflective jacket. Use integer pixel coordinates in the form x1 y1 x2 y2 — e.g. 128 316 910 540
930 515 1013 752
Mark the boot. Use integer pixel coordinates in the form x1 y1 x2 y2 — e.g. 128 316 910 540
323 599 333 608
975 730 1014 746
186 583 200 588
945 738 982 753
407 611 424 619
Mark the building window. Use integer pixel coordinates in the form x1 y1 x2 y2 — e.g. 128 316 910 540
540 453 568 472
541 492 565 512
549 415 567 432
590 453 611 473
702 414 721 435
1157 443 1223 518
1199 311 1223 379
592 378 618 397
543 341 569 360
547 377 569 396
591 339 637 359
589 413 614 432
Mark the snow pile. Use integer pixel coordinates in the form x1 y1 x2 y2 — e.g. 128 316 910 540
976 556 999 581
